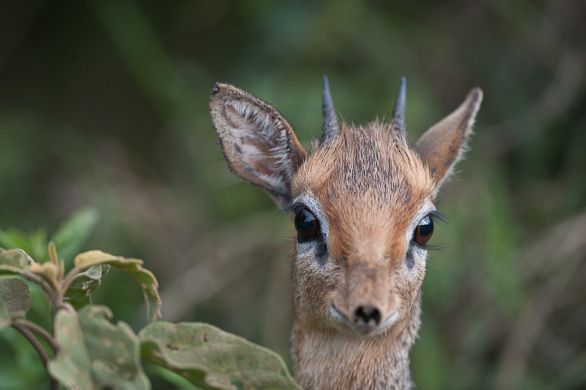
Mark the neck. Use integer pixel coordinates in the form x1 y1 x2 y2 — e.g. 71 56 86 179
291 295 421 390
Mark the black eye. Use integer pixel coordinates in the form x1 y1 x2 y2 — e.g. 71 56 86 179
294 208 319 242
413 215 434 247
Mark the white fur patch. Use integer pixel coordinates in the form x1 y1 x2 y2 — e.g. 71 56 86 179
225 100 294 191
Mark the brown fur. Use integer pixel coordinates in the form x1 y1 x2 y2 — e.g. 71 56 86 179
291 296 421 390
210 83 306 205
290 123 433 389
414 88 482 184
209 82 483 389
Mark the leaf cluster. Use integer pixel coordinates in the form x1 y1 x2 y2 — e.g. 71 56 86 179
0 245 299 389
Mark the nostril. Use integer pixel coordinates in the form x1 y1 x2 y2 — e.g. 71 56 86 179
353 306 382 326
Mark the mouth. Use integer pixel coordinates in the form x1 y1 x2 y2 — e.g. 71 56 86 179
329 304 399 336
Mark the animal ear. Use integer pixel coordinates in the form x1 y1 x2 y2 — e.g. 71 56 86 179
209 83 307 206
414 88 483 188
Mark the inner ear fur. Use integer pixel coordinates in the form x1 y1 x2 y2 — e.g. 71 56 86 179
209 83 306 206
414 88 483 188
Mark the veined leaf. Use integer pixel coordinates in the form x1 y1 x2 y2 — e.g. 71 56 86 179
139 322 300 390
48 307 93 390
49 305 151 390
74 251 161 322
78 305 150 390
0 291 9 329
64 265 111 309
0 248 31 275
0 278 31 321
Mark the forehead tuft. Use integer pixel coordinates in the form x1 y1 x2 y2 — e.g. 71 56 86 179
292 121 434 204
291 121 435 259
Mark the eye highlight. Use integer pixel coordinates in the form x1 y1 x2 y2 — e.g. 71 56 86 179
413 215 434 247
294 208 319 242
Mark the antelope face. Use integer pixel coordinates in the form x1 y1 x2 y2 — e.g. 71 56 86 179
288 123 436 337
209 77 482 339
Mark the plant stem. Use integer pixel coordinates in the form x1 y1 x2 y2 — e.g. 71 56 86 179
13 318 59 353
21 271 57 307
12 323 59 390
60 266 81 294
55 266 82 310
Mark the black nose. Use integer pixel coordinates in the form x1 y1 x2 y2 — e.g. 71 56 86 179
353 306 382 326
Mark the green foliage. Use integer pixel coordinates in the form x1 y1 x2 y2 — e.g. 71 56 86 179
64 265 111 309
0 279 31 315
0 229 48 264
49 308 94 389
140 322 299 390
0 249 30 274
0 218 299 389
49 305 150 390
0 208 98 265
74 251 161 323
0 279 31 329
0 294 9 329
51 209 100 267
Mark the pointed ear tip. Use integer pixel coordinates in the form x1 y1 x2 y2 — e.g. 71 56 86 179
469 87 484 103
210 83 241 106
211 83 226 99
213 82 231 91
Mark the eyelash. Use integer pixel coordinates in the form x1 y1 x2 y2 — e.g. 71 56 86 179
429 210 448 224
282 202 307 216
413 211 448 251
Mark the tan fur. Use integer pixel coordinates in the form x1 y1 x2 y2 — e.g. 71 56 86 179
414 88 483 186
290 123 433 389
209 82 483 390
210 83 306 205
291 296 421 390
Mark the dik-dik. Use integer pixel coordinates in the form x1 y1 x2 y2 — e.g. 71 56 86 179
209 77 482 389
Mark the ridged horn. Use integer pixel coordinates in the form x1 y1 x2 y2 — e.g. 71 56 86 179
321 76 340 144
390 77 407 140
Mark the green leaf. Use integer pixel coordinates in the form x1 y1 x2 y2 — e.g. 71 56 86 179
48 308 93 390
52 209 99 265
0 228 48 262
78 305 150 390
49 305 151 390
64 265 111 309
139 322 300 390
28 228 48 262
0 278 31 318
0 292 9 329
0 208 99 267
74 251 161 322
147 364 200 390
0 229 31 252
0 248 31 275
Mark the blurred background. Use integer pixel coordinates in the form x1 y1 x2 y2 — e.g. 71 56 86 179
0 0 585 388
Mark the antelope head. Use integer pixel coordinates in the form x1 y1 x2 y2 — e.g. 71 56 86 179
209 78 482 340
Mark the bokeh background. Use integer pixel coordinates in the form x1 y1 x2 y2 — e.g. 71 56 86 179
1 0 585 389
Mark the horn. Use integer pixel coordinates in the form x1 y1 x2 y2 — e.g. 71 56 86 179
321 76 340 143
390 77 407 140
